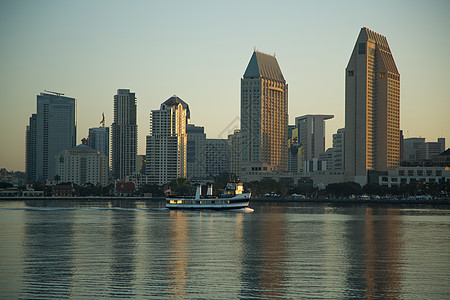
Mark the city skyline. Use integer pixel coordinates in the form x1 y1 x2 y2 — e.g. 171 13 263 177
1 1 449 172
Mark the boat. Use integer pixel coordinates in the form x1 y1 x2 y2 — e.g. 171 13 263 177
166 183 251 210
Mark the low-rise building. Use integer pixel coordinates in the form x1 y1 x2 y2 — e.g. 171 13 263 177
56 144 108 186
379 166 450 187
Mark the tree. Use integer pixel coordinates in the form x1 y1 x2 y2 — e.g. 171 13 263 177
289 184 316 197
139 184 164 196
169 178 193 196
326 182 362 198
54 175 61 184
363 183 388 196
214 172 232 191
0 182 13 189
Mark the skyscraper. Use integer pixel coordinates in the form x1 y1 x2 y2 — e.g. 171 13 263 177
205 139 229 178
228 129 241 178
345 27 400 184
88 126 110 165
241 51 288 173
186 124 206 180
26 92 77 182
332 128 345 171
111 89 137 180
146 96 189 185
25 114 37 182
295 114 334 163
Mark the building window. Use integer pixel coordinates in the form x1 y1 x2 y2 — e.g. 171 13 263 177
358 43 366 55
348 70 354 77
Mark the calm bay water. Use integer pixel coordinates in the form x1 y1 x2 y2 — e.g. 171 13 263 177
1 200 449 299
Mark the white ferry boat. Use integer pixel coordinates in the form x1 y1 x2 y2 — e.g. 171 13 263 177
166 183 251 210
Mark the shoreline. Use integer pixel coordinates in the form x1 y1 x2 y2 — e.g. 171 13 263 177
1 196 449 206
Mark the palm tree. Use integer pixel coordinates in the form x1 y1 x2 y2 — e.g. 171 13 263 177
169 178 193 196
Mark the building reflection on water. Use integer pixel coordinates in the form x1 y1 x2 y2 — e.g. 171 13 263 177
168 210 188 298
240 205 287 299
362 207 402 299
23 209 75 298
108 209 136 297
12 201 448 298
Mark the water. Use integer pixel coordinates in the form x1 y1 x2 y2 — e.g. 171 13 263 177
1 200 449 299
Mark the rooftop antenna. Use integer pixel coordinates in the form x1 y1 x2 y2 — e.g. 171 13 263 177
44 90 65 96
100 113 105 128
254 46 257 52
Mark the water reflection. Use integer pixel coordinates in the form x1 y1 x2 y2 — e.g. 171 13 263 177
168 210 189 298
1 200 447 298
240 206 287 298
23 209 75 298
109 210 136 297
362 207 403 299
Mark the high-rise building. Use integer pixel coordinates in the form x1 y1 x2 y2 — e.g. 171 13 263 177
187 124 206 180
295 114 334 163
146 96 189 185
136 155 146 174
56 144 108 186
205 139 229 178
25 114 37 182
88 126 109 165
287 125 301 174
228 130 241 178
26 92 77 182
332 128 345 170
241 51 288 173
345 27 400 184
111 89 137 180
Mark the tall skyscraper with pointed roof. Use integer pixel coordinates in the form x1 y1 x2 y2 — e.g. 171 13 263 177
241 51 288 173
345 27 400 184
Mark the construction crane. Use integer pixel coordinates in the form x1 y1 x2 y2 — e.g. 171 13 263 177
44 90 65 96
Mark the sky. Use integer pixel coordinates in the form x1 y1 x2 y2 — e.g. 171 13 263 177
1 0 449 172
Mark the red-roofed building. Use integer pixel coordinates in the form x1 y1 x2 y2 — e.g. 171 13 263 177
53 184 75 197
115 181 136 196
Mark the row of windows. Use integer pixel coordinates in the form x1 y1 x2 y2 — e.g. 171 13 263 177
398 169 443 177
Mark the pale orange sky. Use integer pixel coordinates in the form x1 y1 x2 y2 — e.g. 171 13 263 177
1 0 449 172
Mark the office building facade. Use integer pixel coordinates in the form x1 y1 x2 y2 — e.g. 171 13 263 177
205 139 229 178
295 114 334 163
287 125 302 174
187 124 206 180
241 51 288 173
228 130 241 178
25 114 37 182
332 128 345 171
111 89 137 180
345 27 400 184
26 92 77 182
403 137 445 162
88 126 109 165
146 96 189 185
